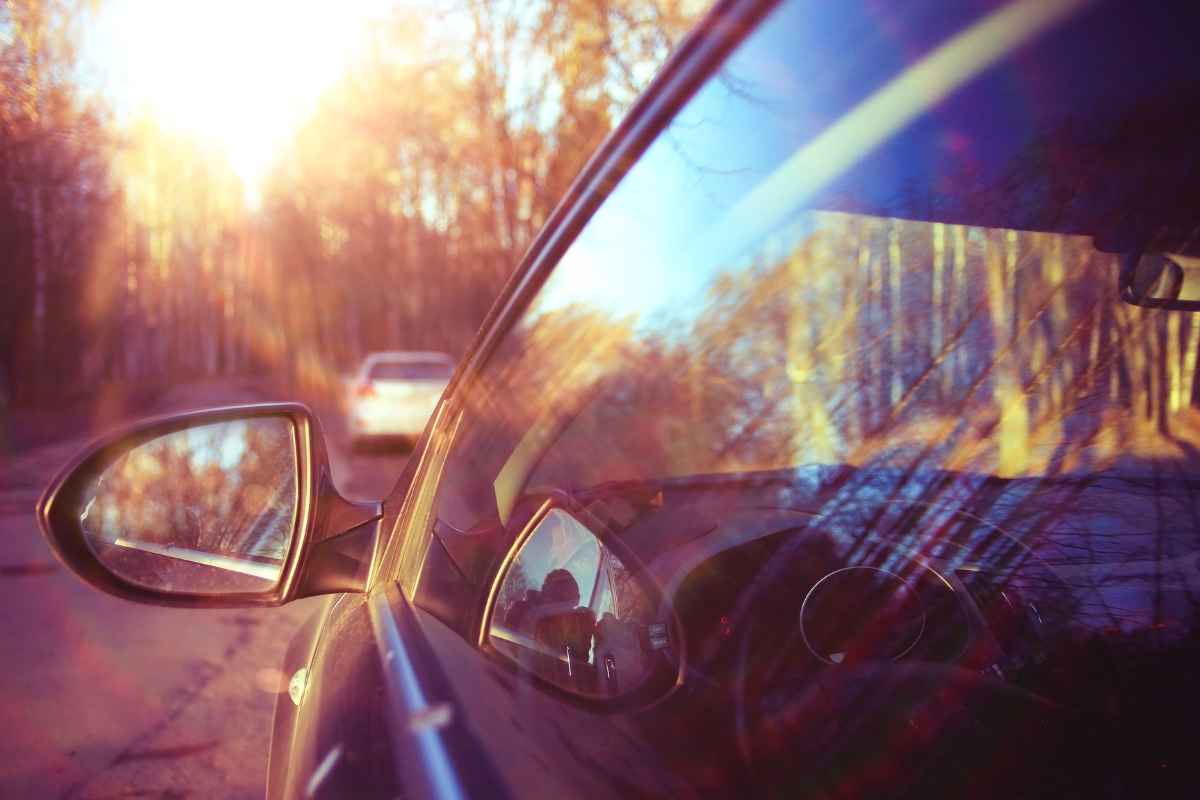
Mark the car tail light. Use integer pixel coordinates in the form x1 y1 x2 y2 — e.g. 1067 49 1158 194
355 382 375 398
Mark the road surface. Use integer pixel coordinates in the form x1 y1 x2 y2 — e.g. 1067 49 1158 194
0 385 410 798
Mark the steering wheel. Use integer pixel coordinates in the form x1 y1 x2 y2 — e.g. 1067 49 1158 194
727 528 1065 798
740 660 1061 798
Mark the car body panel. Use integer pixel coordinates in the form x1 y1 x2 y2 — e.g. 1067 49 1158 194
266 596 333 800
267 593 399 799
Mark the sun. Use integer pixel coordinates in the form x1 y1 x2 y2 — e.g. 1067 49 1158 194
84 0 388 207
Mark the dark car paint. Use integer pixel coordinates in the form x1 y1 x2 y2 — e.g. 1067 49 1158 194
266 597 329 799
266 453 425 798
277 593 398 799
366 584 512 800
414 604 698 799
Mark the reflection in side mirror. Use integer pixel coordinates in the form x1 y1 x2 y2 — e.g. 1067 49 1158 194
487 508 669 699
78 417 298 594
38 402 383 608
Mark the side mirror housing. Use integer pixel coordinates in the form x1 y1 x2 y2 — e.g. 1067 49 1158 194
1119 251 1200 311
37 403 381 607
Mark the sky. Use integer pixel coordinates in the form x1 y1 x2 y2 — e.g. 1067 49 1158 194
532 0 1086 329
79 0 397 207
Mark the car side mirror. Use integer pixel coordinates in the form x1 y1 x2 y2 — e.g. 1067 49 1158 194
483 503 680 705
37 403 381 607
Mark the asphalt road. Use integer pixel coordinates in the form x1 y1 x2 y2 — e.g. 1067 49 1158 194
0 386 410 799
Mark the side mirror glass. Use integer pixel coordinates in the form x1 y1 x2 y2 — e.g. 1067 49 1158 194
486 507 674 700
79 417 297 594
38 403 382 607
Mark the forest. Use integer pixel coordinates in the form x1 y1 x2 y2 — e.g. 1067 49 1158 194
1 0 704 410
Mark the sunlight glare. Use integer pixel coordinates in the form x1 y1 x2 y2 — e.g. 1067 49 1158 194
87 1 387 207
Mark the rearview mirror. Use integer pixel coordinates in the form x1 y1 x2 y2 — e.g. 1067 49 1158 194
1120 252 1200 311
38 403 381 606
484 505 679 703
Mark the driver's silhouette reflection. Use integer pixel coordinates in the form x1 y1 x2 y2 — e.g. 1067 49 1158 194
515 568 597 690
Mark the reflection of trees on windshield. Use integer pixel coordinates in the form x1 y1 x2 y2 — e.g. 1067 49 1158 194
79 417 297 592
450 216 1200 788
517 216 1200 484
443 212 1200 660
425 4 1200 791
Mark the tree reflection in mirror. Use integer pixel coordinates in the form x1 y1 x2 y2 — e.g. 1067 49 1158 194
78 417 298 594
489 509 656 698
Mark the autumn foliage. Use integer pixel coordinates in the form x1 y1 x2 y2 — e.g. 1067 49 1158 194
1 0 705 410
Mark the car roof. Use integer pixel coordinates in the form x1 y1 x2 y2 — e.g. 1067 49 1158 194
361 351 454 365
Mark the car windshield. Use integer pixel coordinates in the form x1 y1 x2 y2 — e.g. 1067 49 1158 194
368 360 452 381
438 0 1200 520
426 0 1200 792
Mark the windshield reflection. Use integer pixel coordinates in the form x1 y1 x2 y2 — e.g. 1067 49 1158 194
416 0 1200 796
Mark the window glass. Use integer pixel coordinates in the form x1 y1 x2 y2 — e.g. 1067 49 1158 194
436 0 1200 533
368 360 453 381
429 0 1200 785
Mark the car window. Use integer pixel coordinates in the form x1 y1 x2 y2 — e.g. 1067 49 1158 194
434 0 1200 527
367 360 453 381
416 0 1199 790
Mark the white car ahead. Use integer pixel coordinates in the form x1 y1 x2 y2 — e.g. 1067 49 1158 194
346 351 454 449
